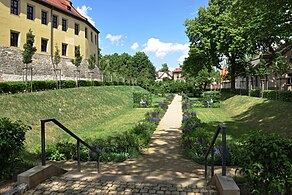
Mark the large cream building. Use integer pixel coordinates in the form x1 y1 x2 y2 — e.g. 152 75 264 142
0 0 100 81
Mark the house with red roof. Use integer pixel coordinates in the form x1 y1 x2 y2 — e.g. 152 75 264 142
0 0 100 81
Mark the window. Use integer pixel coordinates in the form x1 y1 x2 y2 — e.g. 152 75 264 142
41 39 48 52
74 23 79 35
11 0 19 15
91 32 93 42
41 10 48 25
288 73 292 85
62 43 67 56
85 28 88 39
10 31 19 47
27 5 34 20
62 19 67 31
74 46 77 57
95 35 97 45
52 15 58 29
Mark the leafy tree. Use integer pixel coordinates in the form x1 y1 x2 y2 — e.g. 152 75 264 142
53 45 61 89
194 67 215 91
131 52 156 87
87 54 96 85
159 63 169 72
22 29 37 92
272 52 292 99
231 0 292 54
87 54 96 71
184 0 256 91
71 45 82 68
71 45 83 86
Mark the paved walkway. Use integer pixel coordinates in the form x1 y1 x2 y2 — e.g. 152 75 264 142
27 95 222 194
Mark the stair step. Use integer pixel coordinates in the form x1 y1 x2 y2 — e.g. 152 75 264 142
28 171 218 194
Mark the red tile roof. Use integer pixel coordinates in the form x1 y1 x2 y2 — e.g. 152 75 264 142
173 68 182 73
40 0 87 21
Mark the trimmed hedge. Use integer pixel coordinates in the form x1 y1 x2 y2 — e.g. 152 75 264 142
221 88 292 102
250 89 261 97
0 80 130 94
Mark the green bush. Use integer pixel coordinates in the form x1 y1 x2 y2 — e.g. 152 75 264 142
279 90 292 102
0 80 128 94
238 132 292 194
203 91 221 101
211 102 221 108
0 118 31 179
250 89 261 97
262 90 277 100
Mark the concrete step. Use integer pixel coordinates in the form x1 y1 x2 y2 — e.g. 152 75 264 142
27 171 218 194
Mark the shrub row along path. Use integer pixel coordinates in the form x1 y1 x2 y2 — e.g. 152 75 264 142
28 95 234 194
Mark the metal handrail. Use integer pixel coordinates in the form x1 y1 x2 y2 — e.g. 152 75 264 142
41 118 101 173
204 124 227 180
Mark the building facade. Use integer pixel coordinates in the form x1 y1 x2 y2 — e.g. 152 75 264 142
0 0 100 81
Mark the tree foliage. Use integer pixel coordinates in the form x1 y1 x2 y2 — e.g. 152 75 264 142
159 63 169 72
22 29 37 64
71 45 82 68
183 0 292 90
99 52 156 86
53 45 61 67
87 54 96 70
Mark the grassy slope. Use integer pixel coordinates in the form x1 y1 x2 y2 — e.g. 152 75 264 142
0 86 149 151
195 95 292 141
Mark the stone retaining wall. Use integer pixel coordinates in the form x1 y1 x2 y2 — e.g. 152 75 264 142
0 46 101 82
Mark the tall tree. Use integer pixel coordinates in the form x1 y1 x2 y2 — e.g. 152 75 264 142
131 52 156 87
87 54 96 85
71 45 83 86
232 0 292 54
53 45 61 89
159 63 169 72
22 29 37 92
87 54 96 71
184 0 253 91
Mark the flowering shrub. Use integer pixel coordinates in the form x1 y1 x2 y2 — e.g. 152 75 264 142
158 102 168 110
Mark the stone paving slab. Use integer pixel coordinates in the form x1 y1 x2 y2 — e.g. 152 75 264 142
27 174 218 195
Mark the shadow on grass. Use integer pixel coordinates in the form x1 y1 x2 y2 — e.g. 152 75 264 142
201 99 292 142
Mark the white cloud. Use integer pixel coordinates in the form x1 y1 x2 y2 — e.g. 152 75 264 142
142 38 189 62
131 42 139 50
106 34 123 45
77 5 95 26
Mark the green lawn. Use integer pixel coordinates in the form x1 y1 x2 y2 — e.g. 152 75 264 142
193 95 292 141
0 86 150 152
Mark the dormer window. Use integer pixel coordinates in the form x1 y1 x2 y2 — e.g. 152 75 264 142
67 6 71 11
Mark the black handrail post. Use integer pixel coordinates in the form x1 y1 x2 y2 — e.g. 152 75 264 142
77 140 81 172
98 156 101 174
204 159 207 180
41 120 46 166
221 125 227 176
211 146 215 177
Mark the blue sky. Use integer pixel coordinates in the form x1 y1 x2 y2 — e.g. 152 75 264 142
72 0 208 70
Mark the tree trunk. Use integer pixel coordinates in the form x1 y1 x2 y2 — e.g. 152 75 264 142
25 64 28 92
230 60 236 92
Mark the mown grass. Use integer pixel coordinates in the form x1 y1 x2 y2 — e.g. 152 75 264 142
193 95 292 141
0 86 149 152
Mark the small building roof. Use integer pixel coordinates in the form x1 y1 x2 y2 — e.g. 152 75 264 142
173 68 182 73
